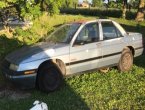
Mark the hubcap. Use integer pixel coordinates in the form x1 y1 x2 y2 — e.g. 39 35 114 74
122 53 132 70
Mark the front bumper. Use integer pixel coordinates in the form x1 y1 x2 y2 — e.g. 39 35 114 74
1 61 37 89
3 73 36 89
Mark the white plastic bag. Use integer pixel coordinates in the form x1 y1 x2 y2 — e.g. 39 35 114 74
30 100 48 110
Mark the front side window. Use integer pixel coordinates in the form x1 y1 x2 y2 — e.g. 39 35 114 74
75 22 99 45
102 22 118 40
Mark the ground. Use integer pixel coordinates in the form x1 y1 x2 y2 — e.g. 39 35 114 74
0 14 145 110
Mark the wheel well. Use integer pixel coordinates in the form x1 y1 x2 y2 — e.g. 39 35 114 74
37 59 66 75
36 59 65 88
127 46 135 56
123 46 135 56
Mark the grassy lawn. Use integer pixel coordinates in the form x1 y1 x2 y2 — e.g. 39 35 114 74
0 14 145 110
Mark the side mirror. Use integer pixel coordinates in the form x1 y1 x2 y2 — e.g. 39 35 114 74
80 41 85 45
127 32 130 35
73 35 88 46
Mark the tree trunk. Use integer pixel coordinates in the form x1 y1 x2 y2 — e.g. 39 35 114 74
136 0 145 21
108 0 109 3
40 0 45 11
122 0 127 19
65 0 69 8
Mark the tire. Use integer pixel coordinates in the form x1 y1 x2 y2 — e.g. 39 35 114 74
118 48 133 72
38 65 63 92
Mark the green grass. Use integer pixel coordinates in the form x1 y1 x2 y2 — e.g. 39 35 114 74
0 65 145 110
0 14 145 110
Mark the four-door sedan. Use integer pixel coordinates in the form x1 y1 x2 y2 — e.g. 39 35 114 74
1 19 144 92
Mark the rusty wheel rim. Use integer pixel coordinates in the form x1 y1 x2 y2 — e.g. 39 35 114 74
122 53 132 70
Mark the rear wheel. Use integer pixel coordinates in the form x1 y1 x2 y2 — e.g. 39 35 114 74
38 66 63 92
118 48 133 72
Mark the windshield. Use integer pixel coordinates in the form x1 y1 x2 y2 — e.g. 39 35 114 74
46 23 81 43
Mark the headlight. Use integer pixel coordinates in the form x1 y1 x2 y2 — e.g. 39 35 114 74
9 64 19 71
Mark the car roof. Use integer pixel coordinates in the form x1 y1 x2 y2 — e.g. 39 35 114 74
69 20 89 24
70 19 112 24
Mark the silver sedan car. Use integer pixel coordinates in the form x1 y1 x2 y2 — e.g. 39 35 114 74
1 19 144 92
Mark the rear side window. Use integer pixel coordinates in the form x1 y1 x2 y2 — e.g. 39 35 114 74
102 22 121 40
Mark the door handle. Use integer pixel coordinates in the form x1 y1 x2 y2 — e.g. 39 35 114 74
96 42 102 45
96 42 102 47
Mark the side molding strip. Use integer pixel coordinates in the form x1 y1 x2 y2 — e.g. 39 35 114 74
66 51 122 66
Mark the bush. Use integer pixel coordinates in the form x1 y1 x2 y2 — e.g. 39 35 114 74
126 11 136 20
60 8 137 19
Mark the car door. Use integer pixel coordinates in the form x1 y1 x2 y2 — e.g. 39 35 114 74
100 21 126 67
69 22 102 74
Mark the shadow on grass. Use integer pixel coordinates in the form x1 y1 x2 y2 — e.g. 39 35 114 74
0 80 90 110
0 34 90 110
26 83 90 110
134 55 145 68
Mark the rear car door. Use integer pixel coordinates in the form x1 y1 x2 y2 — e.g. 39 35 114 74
69 22 102 74
100 21 126 67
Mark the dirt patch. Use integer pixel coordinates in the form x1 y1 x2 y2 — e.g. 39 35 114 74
0 62 31 101
0 82 31 101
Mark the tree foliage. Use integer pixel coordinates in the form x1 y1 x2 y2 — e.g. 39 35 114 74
0 0 65 21
61 0 78 8
38 0 64 15
0 0 66 32
0 0 39 20
0 0 17 8
92 0 103 7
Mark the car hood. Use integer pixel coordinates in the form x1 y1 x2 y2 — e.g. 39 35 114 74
6 42 68 64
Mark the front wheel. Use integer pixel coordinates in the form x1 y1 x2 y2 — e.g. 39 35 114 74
38 66 63 92
118 49 133 72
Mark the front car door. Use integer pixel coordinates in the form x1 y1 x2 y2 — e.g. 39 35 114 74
69 22 102 74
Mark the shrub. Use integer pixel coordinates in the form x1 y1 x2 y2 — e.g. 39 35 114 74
60 8 137 19
126 11 136 20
